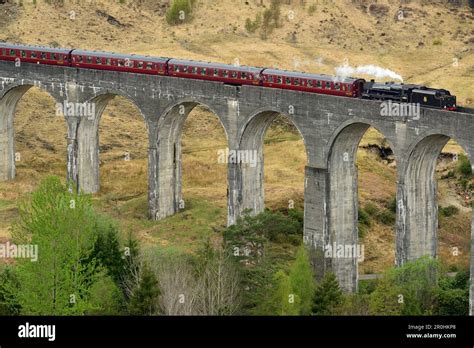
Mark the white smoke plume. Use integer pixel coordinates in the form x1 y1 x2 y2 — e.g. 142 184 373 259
335 64 403 82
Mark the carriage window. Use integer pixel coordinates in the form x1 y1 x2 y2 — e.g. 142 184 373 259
277 76 282 84
214 69 219 77
192 67 197 74
173 65 179 72
118 59 124 67
78 56 83 63
137 62 144 68
50 53 56 60
31 52 37 58
10 49 16 56
59 54 63 61
347 85 351 92
334 83 340 90
201 68 207 75
21 50 26 58
95 57 101 64
1 49 5 56
294 79 300 86
87 56 92 64
224 70 229 78
231 71 238 78
307 80 313 87
106 58 111 65
183 66 188 72
285 77 291 84
325 81 331 89
147 62 153 70
268 76 273 83
316 80 322 88
241 72 247 79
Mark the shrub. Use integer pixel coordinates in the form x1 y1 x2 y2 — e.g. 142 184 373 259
441 170 455 179
288 208 304 231
369 277 404 315
308 4 317 14
87 275 124 315
166 0 194 25
439 205 459 217
0 267 21 315
358 208 371 238
378 209 396 225
364 202 379 217
358 208 371 227
245 13 261 33
388 196 397 213
452 269 470 289
260 0 282 39
381 257 440 315
334 293 370 315
437 288 468 315
457 154 472 177
224 210 302 253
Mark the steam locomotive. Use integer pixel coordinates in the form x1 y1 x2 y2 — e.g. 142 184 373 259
0 42 457 111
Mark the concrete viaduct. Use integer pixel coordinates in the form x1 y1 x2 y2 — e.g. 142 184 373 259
0 61 473 314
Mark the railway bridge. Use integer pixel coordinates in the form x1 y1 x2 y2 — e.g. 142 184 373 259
0 61 473 314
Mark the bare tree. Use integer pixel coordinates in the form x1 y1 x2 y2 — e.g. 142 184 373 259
195 251 242 315
120 252 145 301
154 258 199 315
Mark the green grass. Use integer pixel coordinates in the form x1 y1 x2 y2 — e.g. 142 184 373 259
93 195 226 254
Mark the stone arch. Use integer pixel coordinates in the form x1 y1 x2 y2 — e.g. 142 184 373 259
398 131 473 263
151 99 229 221
326 121 397 292
0 84 66 181
398 134 450 263
76 92 149 193
237 108 308 217
399 132 473 315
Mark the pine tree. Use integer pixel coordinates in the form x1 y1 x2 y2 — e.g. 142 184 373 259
289 246 315 315
270 271 300 315
311 272 343 315
90 223 125 286
128 265 161 315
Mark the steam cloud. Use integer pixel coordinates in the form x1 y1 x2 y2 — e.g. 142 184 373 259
335 64 403 82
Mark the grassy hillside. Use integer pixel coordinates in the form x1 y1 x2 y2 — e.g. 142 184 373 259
0 0 472 273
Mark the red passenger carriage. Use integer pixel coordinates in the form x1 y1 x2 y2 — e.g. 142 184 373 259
0 42 72 66
261 69 365 97
71 50 169 75
168 59 264 86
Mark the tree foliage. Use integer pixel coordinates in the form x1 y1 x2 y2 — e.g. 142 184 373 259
289 247 315 315
7 177 101 315
312 272 343 315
